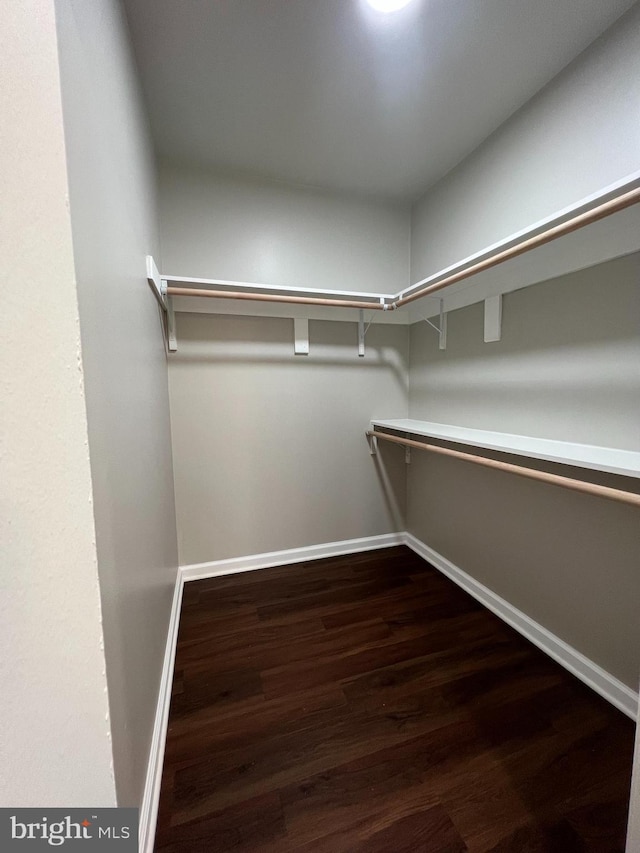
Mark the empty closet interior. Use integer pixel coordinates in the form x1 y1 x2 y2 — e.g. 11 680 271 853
5 0 640 850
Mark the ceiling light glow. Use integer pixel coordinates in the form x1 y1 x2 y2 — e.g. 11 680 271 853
366 0 415 12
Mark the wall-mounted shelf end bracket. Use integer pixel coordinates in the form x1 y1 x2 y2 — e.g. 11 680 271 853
146 255 166 309
146 255 177 352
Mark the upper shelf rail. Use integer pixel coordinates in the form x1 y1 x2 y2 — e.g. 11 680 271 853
394 185 640 308
156 175 640 313
163 274 394 302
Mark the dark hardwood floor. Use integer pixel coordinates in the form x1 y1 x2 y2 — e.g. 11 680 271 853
155 546 635 852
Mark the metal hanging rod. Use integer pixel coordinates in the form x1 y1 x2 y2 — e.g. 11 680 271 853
164 274 394 302
367 430 640 509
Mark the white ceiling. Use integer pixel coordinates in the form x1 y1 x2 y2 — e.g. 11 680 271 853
123 0 636 201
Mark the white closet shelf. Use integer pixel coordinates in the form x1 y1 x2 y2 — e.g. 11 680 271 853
369 419 640 479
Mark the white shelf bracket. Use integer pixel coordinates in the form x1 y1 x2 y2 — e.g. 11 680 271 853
166 292 177 352
438 299 447 350
367 430 378 455
147 256 175 352
294 318 309 355
421 298 447 350
146 255 167 311
484 294 502 342
358 309 377 357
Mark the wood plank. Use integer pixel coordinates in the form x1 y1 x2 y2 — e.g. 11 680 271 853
155 546 634 852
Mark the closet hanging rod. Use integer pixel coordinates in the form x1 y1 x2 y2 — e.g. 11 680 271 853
166 286 388 311
393 185 640 308
367 430 640 508
164 275 395 302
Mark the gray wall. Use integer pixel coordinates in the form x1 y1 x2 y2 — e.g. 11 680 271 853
159 162 411 294
55 0 178 806
407 253 640 688
169 314 408 565
0 0 115 806
411 3 640 283
160 164 413 565
409 254 640 449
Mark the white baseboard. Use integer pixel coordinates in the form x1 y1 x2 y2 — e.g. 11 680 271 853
139 568 184 853
404 532 638 720
180 532 405 582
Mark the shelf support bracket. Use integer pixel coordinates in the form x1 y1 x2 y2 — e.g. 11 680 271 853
421 298 447 350
294 318 309 355
166 292 177 352
367 430 378 455
146 256 176 352
438 299 447 350
484 295 502 342
358 309 377 357
146 255 167 311
405 434 411 464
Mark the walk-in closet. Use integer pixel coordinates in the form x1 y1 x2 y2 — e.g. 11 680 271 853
3 0 640 850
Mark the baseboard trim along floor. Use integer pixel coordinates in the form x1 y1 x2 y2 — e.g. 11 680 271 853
140 532 638 850
404 533 638 721
139 568 184 853
180 532 405 582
